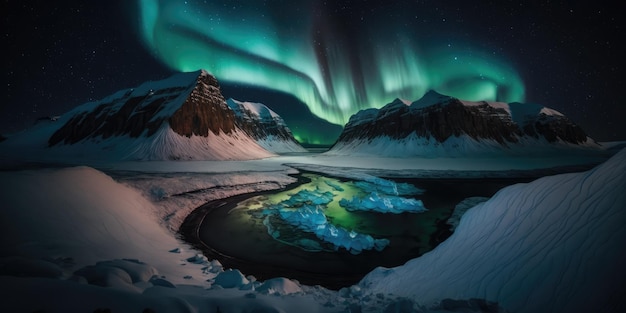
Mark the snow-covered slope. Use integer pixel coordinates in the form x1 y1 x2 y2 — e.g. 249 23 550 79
0 166 329 312
0 166 206 286
226 98 306 153
329 90 603 157
360 148 626 313
0 163 510 312
0 70 303 161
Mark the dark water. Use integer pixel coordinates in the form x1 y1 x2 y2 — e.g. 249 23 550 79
181 173 535 290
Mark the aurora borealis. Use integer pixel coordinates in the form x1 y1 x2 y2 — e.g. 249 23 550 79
137 0 524 129
4 1 626 143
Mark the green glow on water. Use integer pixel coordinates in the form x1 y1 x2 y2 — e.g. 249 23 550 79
237 173 429 237
261 174 366 231
227 172 496 257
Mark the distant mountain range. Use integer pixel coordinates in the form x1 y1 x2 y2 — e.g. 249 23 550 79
1 71 607 161
328 90 602 156
1 70 304 161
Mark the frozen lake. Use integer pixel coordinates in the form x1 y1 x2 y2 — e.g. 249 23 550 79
182 171 535 289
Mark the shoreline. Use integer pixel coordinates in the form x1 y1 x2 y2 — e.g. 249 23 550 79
178 169 533 290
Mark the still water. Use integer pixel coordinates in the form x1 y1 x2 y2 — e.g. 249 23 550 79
191 172 532 289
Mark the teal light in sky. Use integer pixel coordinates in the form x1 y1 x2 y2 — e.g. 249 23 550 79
137 0 525 127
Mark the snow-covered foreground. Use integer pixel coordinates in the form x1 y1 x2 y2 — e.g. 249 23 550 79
360 148 626 313
0 149 624 312
0 166 333 312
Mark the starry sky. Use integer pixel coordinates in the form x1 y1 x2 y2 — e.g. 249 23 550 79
4 0 625 145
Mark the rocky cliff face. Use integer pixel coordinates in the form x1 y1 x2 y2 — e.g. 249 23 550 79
6 70 302 160
522 113 588 144
226 98 306 153
49 71 236 146
338 98 522 144
168 73 236 137
226 99 297 141
331 90 597 156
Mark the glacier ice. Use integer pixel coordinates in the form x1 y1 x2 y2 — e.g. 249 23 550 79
282 188 334 206
339 192 427 214
353 178 423 196
340 177 427 214
260 187 390 254
263 204 389 254
324 180 344 191
253 174 428 253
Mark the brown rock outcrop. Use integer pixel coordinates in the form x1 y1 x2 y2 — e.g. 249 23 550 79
334 91 592 147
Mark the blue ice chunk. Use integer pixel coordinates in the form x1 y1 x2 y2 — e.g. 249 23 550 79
277 204 327 227
339 192 427 214
263 203 389 254
324 180 345 192
282 188 334 206
354 178 423 196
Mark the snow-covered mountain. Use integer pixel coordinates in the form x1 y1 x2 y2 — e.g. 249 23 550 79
329 90 602 156
0 70 304 161
226 98 306 153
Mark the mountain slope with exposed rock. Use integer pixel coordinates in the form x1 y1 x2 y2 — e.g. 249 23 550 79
0 70 304 161
328 90 602 156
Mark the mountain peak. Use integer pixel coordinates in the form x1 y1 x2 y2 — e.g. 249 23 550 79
3 70 304 160
422 89 448 98
391 98 412 106
332 90 597 156
411 90 454 109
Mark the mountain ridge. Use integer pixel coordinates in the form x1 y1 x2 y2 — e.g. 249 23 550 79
1 70 304 161
329 90 600 156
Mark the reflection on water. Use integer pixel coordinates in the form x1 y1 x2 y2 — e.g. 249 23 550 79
243 174 426 254
197 172 531 288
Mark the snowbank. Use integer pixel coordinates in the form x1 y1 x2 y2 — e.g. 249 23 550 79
0 166 330 312
115 170 298 231
329 132 604 158
360 148 626 313
1 149 623 312
0 166 208 286
0 165 504 312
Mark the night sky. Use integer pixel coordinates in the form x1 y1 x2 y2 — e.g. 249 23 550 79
4 1 625 145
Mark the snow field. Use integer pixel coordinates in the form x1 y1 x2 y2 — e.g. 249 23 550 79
1 149 623 312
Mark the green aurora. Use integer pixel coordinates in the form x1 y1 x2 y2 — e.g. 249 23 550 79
137 0 525 142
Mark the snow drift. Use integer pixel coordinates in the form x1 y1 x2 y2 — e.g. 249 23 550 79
0 164 512 312
360 148 626 313
0 166 206 285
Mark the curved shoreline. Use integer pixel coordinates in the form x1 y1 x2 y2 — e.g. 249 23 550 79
178 173 374 290
179 171 443 290
178 171 537 290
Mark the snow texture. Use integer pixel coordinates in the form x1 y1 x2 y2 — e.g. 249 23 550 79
331 90 604 158
1 147 623 312
329 132 603 158
0 70 305 161
446 197 489 231
0 166 209 286
360 148 626 313
226 98 307 153
115 169 297 231
0 165 329 312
